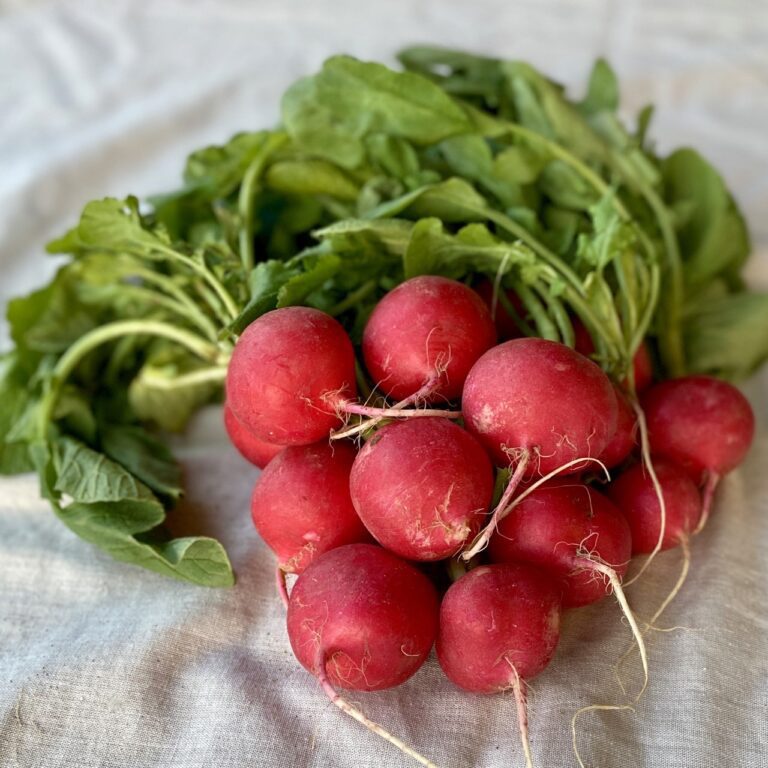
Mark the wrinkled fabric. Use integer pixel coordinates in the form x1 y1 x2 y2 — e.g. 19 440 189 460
1 1 767 766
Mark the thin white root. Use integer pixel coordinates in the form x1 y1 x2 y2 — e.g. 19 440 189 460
615 536 692 693
316 663 440 768
331 377 440 441
623 400 667 587
503 456 610 513
507 662 534 768
694 472 720 535
461 452 530 561
571 703 635 768
276 567 290 609
583 559 649 700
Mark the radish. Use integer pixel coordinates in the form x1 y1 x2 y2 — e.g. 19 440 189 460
349 417 494 561
487 480 647 689
608 458 703 632
223 403 283 468
437 563 561 767
488 481 632 607
287 543 439 766
363 275 496 403
461 338 617 559
226 307 357 445
251 441 369 584
608 458 702 554
642 376 755 530
474 279 525 340
599 386 637 470
226 307 457 447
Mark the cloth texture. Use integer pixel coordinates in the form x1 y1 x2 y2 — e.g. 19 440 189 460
1 1 767 766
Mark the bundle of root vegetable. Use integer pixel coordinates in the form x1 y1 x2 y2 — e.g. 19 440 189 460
1 47 764 766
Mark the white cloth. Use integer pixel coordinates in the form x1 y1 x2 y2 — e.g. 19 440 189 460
1 1 767 766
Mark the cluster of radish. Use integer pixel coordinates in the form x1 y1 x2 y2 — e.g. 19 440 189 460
223 276 755 767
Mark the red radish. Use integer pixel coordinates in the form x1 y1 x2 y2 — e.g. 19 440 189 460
599 386 637 470
363 275 496 403
223 403 283 468
474 279 525 340
608 458 702 554
287 544 439 766
437 563 561 767
487 480 647 688
488 482 632 607
226 307 357 445
227 307 457 447
463 339 617 473
573 320 653 392
642 376 755 530
461 339 616 559
350 418 494 561
251 441 368 575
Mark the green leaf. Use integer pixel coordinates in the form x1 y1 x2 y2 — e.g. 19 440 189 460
663 148 750 288
58 500 233 587
684 292 768 379
0 354 35 475
580 58 619 115
282 55 473 168
229 260 301 334
277 254 342 307
266 160 359 201
100 425 183 499
54 436 157 504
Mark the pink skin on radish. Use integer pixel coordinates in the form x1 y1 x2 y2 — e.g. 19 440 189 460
474 279 526 340
287 543 440 767
226 307 357 445
608 458 702 554
223 404 283 468
251 441 369 575
460 339 617 560
573 319 654 392
349 418 494 561
488 481 632 607
462 339 617 473
599 386 638 470
437 563 561 767
642 376 755 530
363 275 496 403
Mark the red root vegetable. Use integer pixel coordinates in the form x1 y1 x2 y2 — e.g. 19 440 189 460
461 339 617 559
251 441 369 575
287 544 440 767
350 418 494 561
226 307 357 445
363 275 496 403
642 375 755 531
608 458 702 554
487 481 648 689
437 563 562 768
223 403 283 468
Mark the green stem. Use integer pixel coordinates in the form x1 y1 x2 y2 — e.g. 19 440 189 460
37 320 224 439
238 132 289 272
137 365 229 391
132 268 219 341
328 280 377 316
484 208 585 295
533 283 575 347
512 280 559 341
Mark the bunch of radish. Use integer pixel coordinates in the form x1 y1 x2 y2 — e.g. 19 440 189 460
223 276 755 768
